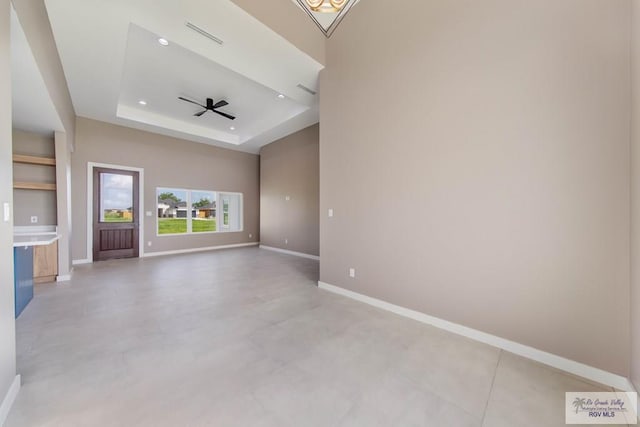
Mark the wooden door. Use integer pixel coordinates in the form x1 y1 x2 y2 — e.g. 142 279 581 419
93 167 139 261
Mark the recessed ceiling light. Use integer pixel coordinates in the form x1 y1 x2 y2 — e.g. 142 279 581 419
138 100 147 106
277 94 285 99
230 126 236 131
158 38 169 46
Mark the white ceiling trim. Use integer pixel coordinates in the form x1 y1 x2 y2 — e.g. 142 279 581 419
116 104 241 145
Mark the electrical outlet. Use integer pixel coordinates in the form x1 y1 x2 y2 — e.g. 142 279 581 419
349 268 356 278
285 239 288 245
146 211 152 217
249 233 253 239
148 241 152 247
30 216 38 224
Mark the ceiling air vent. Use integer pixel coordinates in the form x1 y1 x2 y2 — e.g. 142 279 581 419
185 22 224 46
297 83 317 96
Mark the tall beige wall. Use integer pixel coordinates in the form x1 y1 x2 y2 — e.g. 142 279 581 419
632 0 640 392
72 117 259 261
12 129 57 226
0 0 16 413
260 124 319 256
320 0 631 375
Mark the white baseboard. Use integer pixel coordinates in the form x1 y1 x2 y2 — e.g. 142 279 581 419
143 242 259 258
259 245 320 261
318 281 633 392
72 259 91 266
56 274 71 282
0 375 20 426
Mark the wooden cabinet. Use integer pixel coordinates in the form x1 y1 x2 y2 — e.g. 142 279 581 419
33 240 58 283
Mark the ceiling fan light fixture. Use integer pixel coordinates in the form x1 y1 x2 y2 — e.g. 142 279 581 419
297 0 357 37
305 0 345 13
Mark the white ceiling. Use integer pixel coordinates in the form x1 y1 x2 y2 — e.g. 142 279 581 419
44 0 325 154
10 7 63 136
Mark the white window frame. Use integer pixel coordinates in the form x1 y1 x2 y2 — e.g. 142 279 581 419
156 187 243 237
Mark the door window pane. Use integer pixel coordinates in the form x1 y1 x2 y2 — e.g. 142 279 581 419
100 173 133 223
157 188 188 234
191 191 217 233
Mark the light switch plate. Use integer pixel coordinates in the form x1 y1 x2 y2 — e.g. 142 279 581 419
146 211 152 217
3 202 9 222
328 209 334 218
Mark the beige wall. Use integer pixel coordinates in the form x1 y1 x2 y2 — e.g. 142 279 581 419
12 129 57 226
632 0 640 392
260 124 319 256
231 0 325 65
0 0 16 412
320 0 631 376
72 117 259 261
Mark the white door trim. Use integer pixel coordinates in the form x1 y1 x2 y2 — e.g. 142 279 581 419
87 162 145 262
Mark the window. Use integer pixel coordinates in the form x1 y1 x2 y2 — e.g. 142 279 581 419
157 188 188 234
192 191 216 233
220 193 242 232
156 188 242 236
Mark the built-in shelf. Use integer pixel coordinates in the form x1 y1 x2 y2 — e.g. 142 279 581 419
13 182 56 191
12 154 56 166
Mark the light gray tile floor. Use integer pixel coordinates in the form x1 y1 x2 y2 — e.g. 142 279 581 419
5 247 624 426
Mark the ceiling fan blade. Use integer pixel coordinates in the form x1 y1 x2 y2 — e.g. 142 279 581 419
179 97 206 108
212 100 228 109
194 110 207 117
213 110 236 120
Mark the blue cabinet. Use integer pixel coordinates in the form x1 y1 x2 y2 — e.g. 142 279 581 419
14 246 34 318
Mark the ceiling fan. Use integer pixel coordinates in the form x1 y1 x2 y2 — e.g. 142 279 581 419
178 96 236 120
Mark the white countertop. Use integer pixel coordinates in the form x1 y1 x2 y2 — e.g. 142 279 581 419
13 226 60 247
13 233 60 248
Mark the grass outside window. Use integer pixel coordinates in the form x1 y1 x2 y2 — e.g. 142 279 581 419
158 218 216 234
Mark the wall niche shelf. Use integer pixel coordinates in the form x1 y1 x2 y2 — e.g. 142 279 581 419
13 154 56 166
12 153 57 192
13 182 57 191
